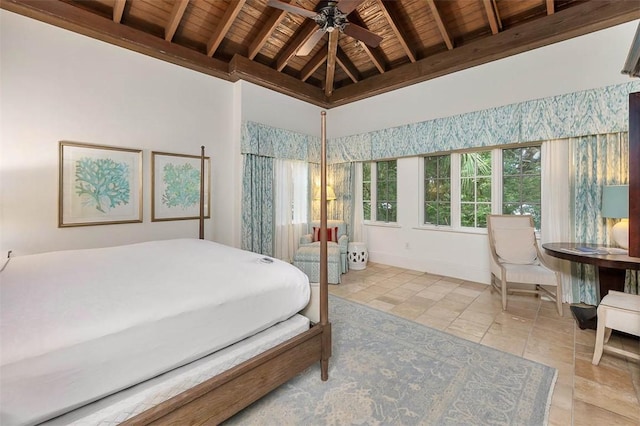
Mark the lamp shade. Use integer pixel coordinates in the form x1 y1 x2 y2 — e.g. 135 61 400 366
313 185 336 201
601 185 629 218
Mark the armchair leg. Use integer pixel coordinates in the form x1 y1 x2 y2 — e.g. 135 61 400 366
501 275 508 311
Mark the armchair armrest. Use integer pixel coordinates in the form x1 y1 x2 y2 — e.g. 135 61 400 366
300 234 312 245
338 235 348 253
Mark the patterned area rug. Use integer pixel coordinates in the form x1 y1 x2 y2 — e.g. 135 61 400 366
226 295 557 425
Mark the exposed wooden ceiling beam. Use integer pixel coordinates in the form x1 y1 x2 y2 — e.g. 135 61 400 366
426 0 453 50
300 48 328 82
248 0 293 60
483 0 501 35
331 0 640 107
375 0 415 62
113 0 125 23
206 0 246 57
349 12 386 73
165 0 188 42
230 55 327 107
325 31 339 96
276 20 318 72
336 47 359 83
547 0 555 15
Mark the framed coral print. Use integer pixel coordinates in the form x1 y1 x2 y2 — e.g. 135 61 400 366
59 141 143 227
151 151 210 221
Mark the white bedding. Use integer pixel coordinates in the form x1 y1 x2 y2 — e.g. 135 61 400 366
0 239 310 426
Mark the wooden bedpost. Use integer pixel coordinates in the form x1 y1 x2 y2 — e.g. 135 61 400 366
319 111 331 380
199 145 205 240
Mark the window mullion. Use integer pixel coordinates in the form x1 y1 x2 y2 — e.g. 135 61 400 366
492 148 502 214
451 152 461 228
371 162 377 222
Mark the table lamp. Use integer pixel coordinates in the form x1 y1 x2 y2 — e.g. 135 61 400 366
313 185 336 201
601 185 629 249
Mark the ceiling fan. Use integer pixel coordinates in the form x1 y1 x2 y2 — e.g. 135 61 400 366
267 0 383 56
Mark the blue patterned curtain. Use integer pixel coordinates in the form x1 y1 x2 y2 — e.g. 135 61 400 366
570 132 636 303
241 154 274 256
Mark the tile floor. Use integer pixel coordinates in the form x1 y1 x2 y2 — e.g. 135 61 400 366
329 263 640 425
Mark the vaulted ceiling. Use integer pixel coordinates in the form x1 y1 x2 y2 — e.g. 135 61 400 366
2 0 639 108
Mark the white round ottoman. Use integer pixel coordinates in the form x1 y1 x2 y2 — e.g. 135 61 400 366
347 242 368 270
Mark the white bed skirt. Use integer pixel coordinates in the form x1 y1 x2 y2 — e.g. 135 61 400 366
43 314 310 425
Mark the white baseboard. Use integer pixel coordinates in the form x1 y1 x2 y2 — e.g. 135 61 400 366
368 251 491 285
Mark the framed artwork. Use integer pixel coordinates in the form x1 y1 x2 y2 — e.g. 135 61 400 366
59 141 143 227
151 151 210 222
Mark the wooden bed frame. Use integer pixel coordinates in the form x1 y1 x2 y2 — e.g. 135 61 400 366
123 112 332 425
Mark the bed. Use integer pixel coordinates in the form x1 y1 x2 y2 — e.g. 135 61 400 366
1 114 333 425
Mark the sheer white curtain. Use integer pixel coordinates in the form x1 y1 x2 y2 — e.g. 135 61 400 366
351 162 366 244
274 159 308 262
541 139 573 302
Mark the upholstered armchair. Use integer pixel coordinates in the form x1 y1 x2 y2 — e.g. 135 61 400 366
487 214 563 315
293 220 348 284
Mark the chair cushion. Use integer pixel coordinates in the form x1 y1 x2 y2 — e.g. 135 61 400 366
312 226 339 243
502 263 558 286
492 227 537 264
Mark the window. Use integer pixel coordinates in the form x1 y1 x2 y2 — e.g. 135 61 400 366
502 146 542 229
420 144 542 231
424 155 451 226
460 151 492 228
362 160 397 223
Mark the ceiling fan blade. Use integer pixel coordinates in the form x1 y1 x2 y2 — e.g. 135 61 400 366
266 0 317 18
337 0 366 15
343 23 383 48
297 28 325 56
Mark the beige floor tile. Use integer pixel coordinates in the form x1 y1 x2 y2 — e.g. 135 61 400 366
444 328 483 343
415 289 447 301
457 310 496 326
442 292 477 306
574 376 640 421
422 304 461 323
451 286 483 299
447 317 490 339
408 275 440 285
548 404 572 426
572 399 638 426
551 381 573 412
386 287 418 300
389 302 426 320
366 299 395 312
432 298 471 315
346 290 379 303
524 339 575 366
399 281 429 292
479 333 527 356
528 328 574 351
534 315 576 335
414 314 452 331
574 358 638 394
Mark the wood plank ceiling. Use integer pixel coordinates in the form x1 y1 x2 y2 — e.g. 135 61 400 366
2 0 639 108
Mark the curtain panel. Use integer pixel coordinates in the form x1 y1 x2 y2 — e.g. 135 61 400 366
570 132 636 304
241 154 274 256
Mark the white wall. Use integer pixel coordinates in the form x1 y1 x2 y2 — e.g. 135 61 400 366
240 81 323 135
326 20 639 283
0 10 238 255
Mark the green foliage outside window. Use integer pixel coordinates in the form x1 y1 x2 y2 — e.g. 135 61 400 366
502 146 542 230
75 157 130 213
460 151 492 228
363 162 371 220
424 155 451 225
376 160 397 222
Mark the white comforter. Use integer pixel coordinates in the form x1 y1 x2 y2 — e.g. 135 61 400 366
0 239 310 426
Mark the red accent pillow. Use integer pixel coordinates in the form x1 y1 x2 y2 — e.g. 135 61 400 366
312 226 339 243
